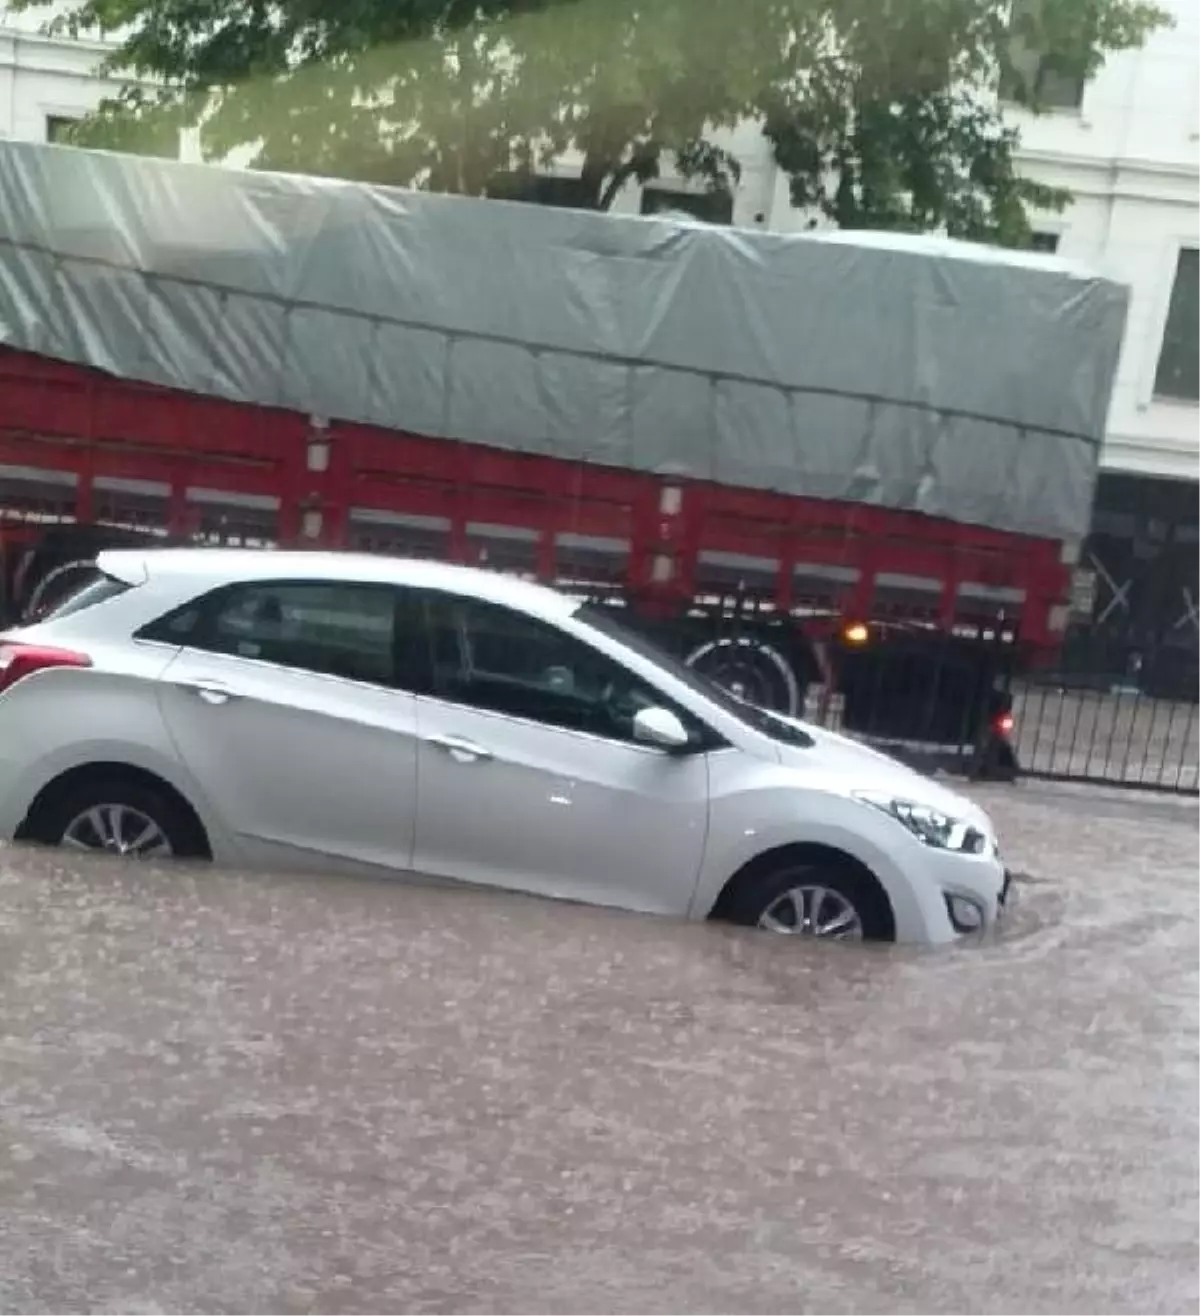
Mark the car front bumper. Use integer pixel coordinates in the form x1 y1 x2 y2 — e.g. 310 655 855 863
883 836 1009 944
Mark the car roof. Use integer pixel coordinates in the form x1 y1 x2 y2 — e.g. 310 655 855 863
96 547 581 621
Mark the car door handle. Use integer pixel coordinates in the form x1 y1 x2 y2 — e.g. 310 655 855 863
424 733 494 763
175 679 239 706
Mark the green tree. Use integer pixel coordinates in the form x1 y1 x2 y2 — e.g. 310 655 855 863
29 0 781 203
761 0 1169 244
21 0 1168 245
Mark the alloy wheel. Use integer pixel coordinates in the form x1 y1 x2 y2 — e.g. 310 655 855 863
758 884 863 940
61 804 174 859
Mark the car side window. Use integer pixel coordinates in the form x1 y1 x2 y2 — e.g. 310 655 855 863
142 580 432 691
209 581 402 686
425 594 703 746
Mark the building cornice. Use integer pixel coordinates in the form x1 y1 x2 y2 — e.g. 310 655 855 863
1018 146 1198 181
1101 430 1200 482
0 25 111 58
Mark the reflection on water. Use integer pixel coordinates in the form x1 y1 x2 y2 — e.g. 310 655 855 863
0 782 1195 1316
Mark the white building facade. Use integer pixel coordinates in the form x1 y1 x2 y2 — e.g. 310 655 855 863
1001 0 1198 488
0 6 115 146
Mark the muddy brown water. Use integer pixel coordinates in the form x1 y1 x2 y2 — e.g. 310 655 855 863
0 782 1196 1314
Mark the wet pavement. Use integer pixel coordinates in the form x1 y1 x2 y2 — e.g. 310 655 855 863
0 781 1196 1314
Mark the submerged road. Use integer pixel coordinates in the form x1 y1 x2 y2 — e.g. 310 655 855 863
0 781 1195 1314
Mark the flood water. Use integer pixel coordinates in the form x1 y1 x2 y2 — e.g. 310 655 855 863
0 781 1196 1314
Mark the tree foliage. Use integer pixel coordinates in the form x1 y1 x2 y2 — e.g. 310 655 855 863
761 0 1168 242
19 0 1169 245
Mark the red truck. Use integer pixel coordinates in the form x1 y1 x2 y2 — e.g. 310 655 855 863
0 143 1129 776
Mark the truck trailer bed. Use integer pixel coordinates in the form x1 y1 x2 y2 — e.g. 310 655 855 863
0 141 1127 548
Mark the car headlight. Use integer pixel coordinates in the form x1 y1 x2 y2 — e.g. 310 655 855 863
853 792 988 854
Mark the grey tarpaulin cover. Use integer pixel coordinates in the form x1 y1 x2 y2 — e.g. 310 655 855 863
0 140 1129 544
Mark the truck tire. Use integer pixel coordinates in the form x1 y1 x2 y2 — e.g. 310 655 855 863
22 557 99 621
686 636 801 716
13 525 174 623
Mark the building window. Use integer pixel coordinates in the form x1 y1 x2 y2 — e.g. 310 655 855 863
45 115 79 144
641 187 734 226
1000 0 1086 110
487 172 592 209
1029 231 1060 253
1154 248 1199 402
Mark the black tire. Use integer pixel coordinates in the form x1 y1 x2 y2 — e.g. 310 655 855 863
21 557 101 622
23 772 209 861
718 855 895 942
686 637 801 715
14 524 173 622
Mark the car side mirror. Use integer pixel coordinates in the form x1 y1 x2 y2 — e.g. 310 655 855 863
632 706 691 751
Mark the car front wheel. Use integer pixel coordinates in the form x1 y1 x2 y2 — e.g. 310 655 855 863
719 857 894 942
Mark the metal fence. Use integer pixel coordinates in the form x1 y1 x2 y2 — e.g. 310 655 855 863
1001 625 1199 793
811 467 1200 792
821 635 1197 794
628 599 1199 795
1009 681 1197 792
1043 472 1200 794
825 631 1198 794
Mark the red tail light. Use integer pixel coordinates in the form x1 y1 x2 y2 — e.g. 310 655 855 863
993 711 1015 737
0 642 92 694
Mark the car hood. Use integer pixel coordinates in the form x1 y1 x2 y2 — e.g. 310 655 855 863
767 713 991 828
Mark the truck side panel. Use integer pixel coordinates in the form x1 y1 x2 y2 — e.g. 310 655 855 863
0 348 1068 655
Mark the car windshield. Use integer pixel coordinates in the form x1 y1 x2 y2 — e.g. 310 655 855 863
575 603 814 748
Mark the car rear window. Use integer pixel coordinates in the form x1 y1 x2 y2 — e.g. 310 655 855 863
35 569 133 622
